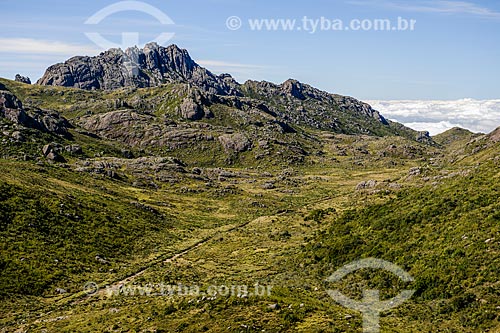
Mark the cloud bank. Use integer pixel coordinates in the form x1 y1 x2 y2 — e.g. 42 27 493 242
366 99 500 135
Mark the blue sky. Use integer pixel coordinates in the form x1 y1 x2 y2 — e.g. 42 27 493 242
1 0 500 133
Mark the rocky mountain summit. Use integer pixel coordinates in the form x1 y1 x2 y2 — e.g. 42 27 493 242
0 44 451 168
37 43 239 95
36 43 431 142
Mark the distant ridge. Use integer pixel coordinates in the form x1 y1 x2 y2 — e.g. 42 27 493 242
36 43 434 140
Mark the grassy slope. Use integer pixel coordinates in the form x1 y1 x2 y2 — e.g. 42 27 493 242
7 153 497 332
0 159 292 322
0 152 420 332
1 77 499 332
301 152 500 332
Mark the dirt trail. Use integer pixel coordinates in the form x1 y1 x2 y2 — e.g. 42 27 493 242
27 215 273 327
94 215 271 298
22 193 345 329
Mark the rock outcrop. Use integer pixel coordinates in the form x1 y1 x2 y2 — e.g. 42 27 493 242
416 131 434 145
487 126 500 143
0 90 26 123
179 97 204 120
0 86 70 135
42 143 66 162
15 74 31 84
37 43 240 95
281 79 305 100
218 133 252 153
240 79 400 136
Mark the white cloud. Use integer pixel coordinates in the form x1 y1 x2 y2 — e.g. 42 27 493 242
0 38 100 56
349 1 500 18
366 99 500 135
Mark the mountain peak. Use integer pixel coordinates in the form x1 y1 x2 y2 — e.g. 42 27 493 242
280 79 305 100
35 45 425 138
36 44 233 94
144 41 160 50
142 42 182 54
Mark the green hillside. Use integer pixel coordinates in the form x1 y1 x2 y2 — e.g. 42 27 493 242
1 74 499 332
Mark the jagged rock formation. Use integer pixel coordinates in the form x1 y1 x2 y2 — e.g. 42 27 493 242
0 85 70 136
14 74 31 84
416 131 434 145
240 79 391 134
218 133 252 153
37 43 240 95
35 44 430 141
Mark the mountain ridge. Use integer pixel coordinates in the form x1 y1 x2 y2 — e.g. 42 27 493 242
37 43 240 95
35 43 435 143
